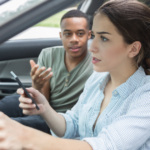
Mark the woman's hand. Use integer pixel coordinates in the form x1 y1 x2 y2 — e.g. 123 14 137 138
0 112 92 150
17 87 50 116
0 112 27 150
18 87 67 138
30 60 53 91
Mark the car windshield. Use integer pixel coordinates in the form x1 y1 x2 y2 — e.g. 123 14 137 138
0 0 48 27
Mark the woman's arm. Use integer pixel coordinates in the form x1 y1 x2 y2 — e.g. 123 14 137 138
25 127 93 150
18 83 84 138
0 112 92 150
17 87 66 137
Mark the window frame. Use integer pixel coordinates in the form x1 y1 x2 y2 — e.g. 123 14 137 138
0 0 83 44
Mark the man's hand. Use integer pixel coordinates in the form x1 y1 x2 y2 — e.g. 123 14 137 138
17 87 50 116
30 60 53 91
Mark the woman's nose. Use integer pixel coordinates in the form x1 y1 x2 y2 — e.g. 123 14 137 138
89 40 99 53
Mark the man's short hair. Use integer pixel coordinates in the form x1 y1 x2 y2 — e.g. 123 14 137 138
60 10 90 29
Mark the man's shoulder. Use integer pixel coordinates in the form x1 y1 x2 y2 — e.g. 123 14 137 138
38 46 65 66
42 46 65 54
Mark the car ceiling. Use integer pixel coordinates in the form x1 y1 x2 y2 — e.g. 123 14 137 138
80 0 150 30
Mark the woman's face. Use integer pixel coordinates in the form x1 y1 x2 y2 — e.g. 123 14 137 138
90 13 131 72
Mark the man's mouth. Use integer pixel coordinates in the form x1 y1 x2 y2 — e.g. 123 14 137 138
69 46 81 52
92 57 101 64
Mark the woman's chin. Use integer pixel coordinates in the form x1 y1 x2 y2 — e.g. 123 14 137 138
93 66 107 73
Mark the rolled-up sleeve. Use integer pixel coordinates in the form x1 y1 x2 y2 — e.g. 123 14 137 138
83 93 150 150
50 73 94 139
51 91 85 139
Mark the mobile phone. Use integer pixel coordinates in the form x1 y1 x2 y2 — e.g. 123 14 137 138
10 71 40 110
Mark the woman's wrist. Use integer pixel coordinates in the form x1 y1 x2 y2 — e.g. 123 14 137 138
21 126 35 149
22 126 45 150
39 103 52 119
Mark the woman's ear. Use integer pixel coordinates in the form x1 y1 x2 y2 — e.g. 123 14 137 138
128 41 141 58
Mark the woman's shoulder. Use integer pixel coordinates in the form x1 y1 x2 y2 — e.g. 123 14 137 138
89 71 108 82
84 71 109 89
130 75 150 106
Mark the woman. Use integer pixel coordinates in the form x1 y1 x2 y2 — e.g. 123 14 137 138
0 0 150 149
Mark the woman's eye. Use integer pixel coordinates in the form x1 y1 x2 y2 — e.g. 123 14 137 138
101 36 108 42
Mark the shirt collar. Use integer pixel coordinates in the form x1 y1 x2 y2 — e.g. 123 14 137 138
99 66 146 99
99 73 110 91
115 66 146 98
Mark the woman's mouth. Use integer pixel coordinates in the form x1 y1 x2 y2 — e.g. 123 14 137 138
92 57 101 64
69 46 81 52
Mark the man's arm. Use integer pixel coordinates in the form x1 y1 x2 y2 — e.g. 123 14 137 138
30 59 52 101
40 80 50 101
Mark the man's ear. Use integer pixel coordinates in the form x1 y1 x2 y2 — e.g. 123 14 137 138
88 30 91 40
128 41 141 58
59 32 62 39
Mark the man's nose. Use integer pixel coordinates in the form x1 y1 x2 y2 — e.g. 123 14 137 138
70 34 79 43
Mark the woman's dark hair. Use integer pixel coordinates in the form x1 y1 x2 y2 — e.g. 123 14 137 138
95 0 150 75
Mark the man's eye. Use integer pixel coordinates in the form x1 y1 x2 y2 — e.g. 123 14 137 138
91 34 95 39
78 33 84 36
101 36 108 42
65 33 70 36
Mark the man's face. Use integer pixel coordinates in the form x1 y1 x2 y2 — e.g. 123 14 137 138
60 17 91 59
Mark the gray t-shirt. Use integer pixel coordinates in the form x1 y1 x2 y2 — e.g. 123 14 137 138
38 46 93 113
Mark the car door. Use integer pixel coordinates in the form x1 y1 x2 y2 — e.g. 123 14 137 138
0 38 62 98
0 0 83 99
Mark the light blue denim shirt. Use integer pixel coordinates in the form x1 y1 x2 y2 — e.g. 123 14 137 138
51 66 150 150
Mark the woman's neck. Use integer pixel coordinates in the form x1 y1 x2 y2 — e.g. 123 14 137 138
108 65 138 89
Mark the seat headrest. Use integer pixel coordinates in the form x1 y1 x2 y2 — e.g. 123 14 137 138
88 39 93 49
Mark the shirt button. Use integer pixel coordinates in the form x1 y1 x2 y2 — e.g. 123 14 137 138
65 83 67 86
114 91 118 96
67 74 70 76
66 79 68 82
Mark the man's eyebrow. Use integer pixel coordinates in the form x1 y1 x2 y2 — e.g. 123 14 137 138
63 30 71 32
63 29 85 32
77 29 85 32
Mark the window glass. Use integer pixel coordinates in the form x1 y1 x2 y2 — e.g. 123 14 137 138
0 0 48 27
11 7 77 40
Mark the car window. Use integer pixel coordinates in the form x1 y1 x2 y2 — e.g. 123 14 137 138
10 7 77 40
0 0 48 27
0 0 10 5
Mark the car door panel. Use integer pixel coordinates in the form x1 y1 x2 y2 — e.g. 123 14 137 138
0 57 36 97
0 38 62 99
0 38 62 61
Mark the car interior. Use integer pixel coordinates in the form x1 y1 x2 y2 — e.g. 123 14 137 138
0 0 149 99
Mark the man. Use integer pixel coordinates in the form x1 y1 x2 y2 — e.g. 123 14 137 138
0 10 93 133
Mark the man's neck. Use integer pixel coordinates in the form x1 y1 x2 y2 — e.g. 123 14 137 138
65 50 87 72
